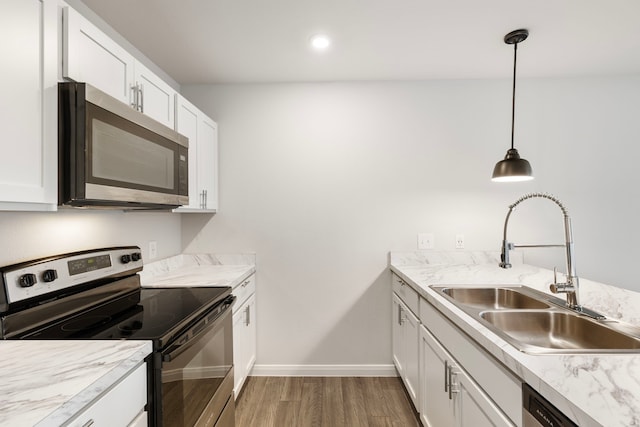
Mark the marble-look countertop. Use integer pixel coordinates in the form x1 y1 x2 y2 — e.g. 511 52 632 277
0 340 151 427
390 251 640 427
140 253 255 289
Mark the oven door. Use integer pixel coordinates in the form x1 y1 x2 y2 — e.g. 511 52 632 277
160 296 235 427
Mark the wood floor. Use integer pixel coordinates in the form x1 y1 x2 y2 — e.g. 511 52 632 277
235 376 421 427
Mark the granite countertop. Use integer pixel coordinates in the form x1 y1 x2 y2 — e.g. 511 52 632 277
0 340 151 427
390 251 640 427
140 253 255 289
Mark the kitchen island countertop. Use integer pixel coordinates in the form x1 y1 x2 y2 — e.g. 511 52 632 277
0 340 151 427
390 250 640 427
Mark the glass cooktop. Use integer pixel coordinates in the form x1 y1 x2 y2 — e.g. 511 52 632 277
22 287 230 348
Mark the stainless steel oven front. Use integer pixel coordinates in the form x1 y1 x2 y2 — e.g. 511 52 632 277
158 295 235 427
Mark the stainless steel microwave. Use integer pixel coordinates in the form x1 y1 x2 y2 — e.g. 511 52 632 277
58 82 189 209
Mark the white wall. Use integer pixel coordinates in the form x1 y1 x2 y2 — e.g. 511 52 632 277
181 76 640 369
0 210 181 266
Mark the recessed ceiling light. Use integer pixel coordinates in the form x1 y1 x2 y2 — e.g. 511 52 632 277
310 34 331 50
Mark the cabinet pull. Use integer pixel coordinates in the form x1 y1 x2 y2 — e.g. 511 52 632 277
245 305 250 326
444 360 448 392
138 83 144 113
204 189 207 208
398 305 404 325
81 420 95 427
242 280 249 287
448 364 458 400
130 84 138 109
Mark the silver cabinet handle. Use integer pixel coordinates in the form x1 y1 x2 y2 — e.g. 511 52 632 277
398 305 404 325
245 305 250 326
444 360 448 392
204 189 207 208
138 83 144 113
130 84 138 109
448 364 458 400
242 280 249 287
81 420 95 427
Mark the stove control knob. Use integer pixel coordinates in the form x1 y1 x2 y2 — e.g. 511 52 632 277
19 273 37 287
42 269 58 283
131 252 141 262
121 254 131 264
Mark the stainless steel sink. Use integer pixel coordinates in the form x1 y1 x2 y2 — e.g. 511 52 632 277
441 287 551 310
431 285 640 354
480 310 640 352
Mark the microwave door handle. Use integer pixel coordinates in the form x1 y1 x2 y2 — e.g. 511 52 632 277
162 296 235 362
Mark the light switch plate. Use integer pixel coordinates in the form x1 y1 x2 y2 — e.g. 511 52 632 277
149 241 158 259
455 234 465 249
418 233 435 249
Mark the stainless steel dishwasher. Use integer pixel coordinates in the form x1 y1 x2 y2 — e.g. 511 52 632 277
523 384 578 427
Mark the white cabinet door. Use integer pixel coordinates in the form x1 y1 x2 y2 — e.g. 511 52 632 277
64 6 176 128
134 61 176 129
392 294 405 378
420 325 514 427
233 293 256 397
0 0 57 209
232 306 247 396
175 96 200 210
174 95 218 212
392 293 420 409
198 116 218 210
63 6 135 105
420 325 456 427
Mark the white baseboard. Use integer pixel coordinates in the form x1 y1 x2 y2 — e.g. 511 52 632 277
250 364 398 377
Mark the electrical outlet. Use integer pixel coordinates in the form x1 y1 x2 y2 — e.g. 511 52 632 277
455 234 464 249
149 241 158 259
418 233 435 249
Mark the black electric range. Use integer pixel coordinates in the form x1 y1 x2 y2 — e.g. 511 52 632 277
0 246 236 427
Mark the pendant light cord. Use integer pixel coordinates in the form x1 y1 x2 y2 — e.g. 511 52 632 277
511 42 518 150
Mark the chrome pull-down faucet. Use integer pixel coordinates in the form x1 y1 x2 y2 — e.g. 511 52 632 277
499 193 581 310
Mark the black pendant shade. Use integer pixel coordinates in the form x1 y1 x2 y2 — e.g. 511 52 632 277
492 29 534 182
492 148 533 182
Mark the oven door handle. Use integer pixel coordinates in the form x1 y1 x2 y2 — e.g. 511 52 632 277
162 295 235 363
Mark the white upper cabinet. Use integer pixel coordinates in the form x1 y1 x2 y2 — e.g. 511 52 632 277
63 6 176 128
134 61 176 129
174 95 218 212
62 6 134 105
0 0 57 210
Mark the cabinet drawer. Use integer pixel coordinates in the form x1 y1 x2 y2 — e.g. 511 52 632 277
232 274 255 311
392 274 419 316
67 363 147 427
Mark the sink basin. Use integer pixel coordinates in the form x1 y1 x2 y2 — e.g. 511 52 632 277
480 310 640 352
431 285 640 353
441 287 551 310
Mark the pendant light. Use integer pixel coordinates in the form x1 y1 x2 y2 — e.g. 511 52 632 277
492 29 534 182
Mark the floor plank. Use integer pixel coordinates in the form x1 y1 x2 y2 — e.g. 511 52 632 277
235 377 420 427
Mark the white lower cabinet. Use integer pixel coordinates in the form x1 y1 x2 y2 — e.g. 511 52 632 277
391 273 522 426
392 292 420 409
233 275 257 397
67 362 147 427
419 325 514 427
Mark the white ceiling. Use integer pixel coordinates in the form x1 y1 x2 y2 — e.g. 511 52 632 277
80 0 640 84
